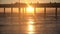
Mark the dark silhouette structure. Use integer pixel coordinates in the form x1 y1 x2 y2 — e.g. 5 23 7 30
0 3 60 20
0 3 60 8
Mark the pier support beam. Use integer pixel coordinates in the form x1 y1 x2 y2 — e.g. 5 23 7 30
19 8 20 14
55 8 57 20
55 8 57 32
11 8 13 14
34 8 36 14
18 8 21 24
22 8 24 19
4 8 5 14
11 8 13 23
44 7 46 19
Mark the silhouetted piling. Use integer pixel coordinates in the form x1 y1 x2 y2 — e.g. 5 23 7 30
55 8 57 20
11 7 13 24
22 8 24 19
11 8 13 14
4 8 5 14
34 8 36 14
19 8 20 14
44 7 46 19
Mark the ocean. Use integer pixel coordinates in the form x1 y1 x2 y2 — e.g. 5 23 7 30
0 8 60 34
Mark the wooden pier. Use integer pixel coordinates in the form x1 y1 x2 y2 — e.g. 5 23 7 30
0 3 60 20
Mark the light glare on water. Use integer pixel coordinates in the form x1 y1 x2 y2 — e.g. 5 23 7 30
28 25 34 32
0 8 60 34
27 17 35 34
27 18 34 24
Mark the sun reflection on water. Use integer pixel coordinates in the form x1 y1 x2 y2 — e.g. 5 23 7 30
28 25 34 31
28 18 34 24
28 24 34 34
27 16 35 34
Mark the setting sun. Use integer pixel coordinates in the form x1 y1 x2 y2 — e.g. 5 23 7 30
26 6 34 13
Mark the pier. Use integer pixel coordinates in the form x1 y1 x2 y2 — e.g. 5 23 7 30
0 3 60 19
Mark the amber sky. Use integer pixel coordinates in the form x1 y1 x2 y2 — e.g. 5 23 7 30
0 0 60 4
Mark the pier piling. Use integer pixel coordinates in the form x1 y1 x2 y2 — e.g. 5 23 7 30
44 7 46 19
55 8 57 20
4 8 5 14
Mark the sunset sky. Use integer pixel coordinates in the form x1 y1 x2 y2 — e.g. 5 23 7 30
0 0 60 4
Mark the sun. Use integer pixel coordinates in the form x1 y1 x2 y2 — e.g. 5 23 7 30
26 6 34 13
